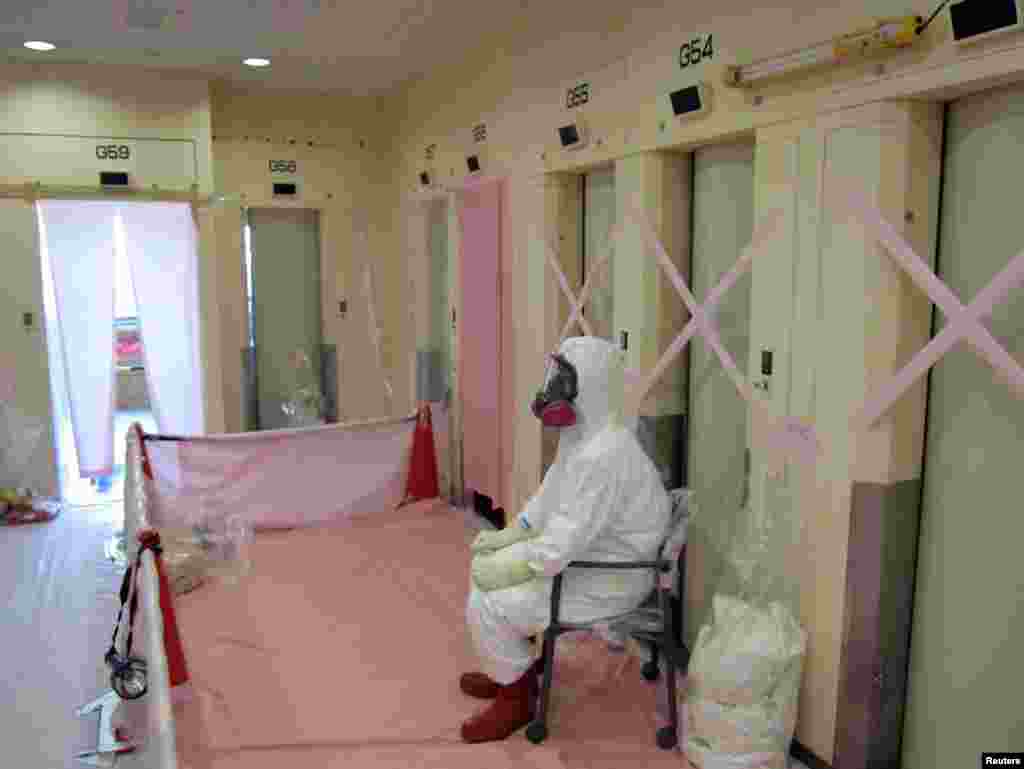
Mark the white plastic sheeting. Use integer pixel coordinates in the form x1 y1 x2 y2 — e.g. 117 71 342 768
37 200 119 478
0 400 50 494
115 427 179 769
141 413 426 532
119 203 205 436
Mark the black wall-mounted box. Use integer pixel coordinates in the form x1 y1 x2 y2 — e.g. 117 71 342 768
559 124 581 147
669 85 704 117
99 171 129 187
950 0 1020 44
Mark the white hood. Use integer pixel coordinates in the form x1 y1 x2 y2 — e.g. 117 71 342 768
555 336 627 449
520 335 670 578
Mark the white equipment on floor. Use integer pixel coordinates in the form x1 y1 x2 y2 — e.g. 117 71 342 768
75 690 137 768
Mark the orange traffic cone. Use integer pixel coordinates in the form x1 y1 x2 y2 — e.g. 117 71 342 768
400 404 440 505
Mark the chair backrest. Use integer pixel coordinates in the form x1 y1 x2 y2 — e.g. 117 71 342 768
662 488 692 551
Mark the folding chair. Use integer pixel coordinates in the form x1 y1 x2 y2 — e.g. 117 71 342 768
525 488 692 749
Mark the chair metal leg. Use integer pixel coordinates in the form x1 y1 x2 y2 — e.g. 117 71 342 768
656 585 679 750
656 653 679 749
526 628 557 744
527 573 563 745
642 643 660 681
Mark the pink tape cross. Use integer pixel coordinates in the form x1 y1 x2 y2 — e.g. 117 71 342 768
629 198 785 405
626 200 821 473
849 190 1024 429
544 222 622 347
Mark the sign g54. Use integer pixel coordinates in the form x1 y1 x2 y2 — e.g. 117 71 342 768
679 34 714 68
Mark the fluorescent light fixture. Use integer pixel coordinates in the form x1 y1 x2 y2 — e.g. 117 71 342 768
243 57 271 67
24 41 56 51
726 42 836 86
725 16 920 87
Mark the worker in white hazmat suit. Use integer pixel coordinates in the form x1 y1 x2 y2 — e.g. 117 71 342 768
460 336 671 743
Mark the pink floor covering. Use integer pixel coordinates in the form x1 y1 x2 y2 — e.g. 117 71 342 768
170 501 690 769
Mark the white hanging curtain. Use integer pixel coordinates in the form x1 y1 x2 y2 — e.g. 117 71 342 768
37 200 119 478
118 202 206 435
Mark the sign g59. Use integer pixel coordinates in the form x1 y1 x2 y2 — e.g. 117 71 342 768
96 144 131 160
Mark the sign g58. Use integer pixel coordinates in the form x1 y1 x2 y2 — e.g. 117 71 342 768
269 160 298 174
679 34 714 68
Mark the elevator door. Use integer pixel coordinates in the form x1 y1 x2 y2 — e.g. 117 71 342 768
684 141 756 643
426 199 454 496
248 207 324 431
902 86 1024 768
583 166 616 340
429 201 452 399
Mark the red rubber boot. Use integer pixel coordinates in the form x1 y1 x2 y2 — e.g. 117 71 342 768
459 658 544 699
460 668 538 743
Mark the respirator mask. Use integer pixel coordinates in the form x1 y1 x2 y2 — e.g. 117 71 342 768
531 353 579 428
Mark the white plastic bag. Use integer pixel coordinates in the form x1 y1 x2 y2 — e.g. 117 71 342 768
688 595 805 706
685 596 805 769
281 348 326 427
157 498 254 587
684 471 807 769
685 740 785 769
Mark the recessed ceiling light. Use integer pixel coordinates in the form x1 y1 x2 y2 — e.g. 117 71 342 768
243 57 270 68
24 41 56 52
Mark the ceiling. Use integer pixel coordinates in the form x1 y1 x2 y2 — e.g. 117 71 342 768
0 0 593 96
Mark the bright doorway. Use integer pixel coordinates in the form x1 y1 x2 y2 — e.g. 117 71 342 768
37 204 191 512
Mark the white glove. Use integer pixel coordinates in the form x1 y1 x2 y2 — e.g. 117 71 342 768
470 523 535 556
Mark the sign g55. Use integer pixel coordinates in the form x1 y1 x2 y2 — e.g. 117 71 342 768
566 82 590 109
679 34 714 68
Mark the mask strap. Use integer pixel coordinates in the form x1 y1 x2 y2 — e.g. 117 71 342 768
541 354 558 387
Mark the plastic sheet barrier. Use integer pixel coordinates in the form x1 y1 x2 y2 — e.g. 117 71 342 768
112 404 447 769
141 413 428 532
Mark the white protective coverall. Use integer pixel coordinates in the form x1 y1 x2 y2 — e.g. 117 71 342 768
466 336 671 684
